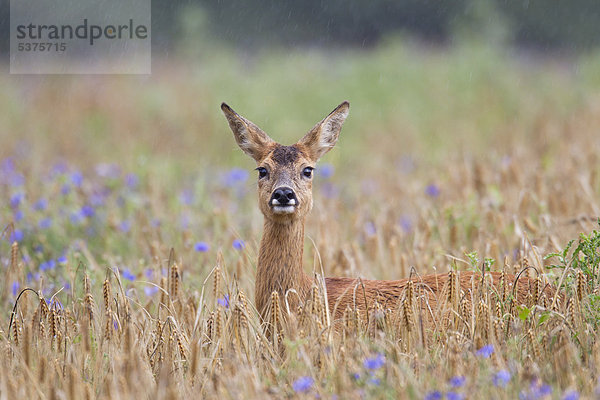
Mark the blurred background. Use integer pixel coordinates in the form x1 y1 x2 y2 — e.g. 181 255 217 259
1 0 599 293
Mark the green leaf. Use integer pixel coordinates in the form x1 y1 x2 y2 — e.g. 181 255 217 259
518 306 531 322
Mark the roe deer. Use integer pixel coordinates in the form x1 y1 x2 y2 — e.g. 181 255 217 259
221 101 556 325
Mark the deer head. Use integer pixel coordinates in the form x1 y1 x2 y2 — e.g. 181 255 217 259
221 101 350 223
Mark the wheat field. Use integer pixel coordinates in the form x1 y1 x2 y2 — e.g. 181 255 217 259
1 43 600 399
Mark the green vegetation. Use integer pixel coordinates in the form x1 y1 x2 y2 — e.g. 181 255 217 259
1 41 600 398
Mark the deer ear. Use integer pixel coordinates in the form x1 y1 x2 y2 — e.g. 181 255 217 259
221 103 275 162
297 101 349 162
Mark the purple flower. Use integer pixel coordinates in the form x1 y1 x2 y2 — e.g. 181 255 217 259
144 285 159 296
317 164 334 178
223 168 249 187
124 173 139 189
352 372 361 380
233 239 245 250
425 184 440 198
476 344 494 358
563 390 579 400
363 353 385 370
39 217 52 229
10 193 24 208
492 370 511 387
424 391 442 400
40 260 56 271
9 229 24 242
34 198 48 211
1 158 15 173
367 377 381 386
217 294 230 308
399 215 413 233
145 268 154 278
520 380 553 400
80 204 95 218
95 163 120 179
364 221 376 236
61 184 71 195
449 376 465 388
119 220 131 233
447 392 465 400
70 212 83 225
11 281 20 297
121 269 135 281
194 241 210 252
71 171 83 187
57 256 68 264
179 189 194 206
10 173 25 187
14 209 24 222
292 376 314 393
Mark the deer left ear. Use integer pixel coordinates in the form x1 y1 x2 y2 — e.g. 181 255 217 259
297 101 349 162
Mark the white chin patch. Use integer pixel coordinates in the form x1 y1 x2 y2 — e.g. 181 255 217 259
272 205 296 214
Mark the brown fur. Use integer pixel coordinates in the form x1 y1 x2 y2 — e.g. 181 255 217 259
221 101 554 324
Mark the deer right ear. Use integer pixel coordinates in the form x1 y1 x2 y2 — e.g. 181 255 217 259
221 103 274 162
297 101 349 162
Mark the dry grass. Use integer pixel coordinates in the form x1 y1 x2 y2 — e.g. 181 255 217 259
1 44 600 399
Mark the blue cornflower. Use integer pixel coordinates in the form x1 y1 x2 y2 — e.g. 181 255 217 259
476 344 494 358
61 184 71 195
317 163 334 178
34 198 48 211
145 268 153 278
1 158 15 173
145 286 159 296
492 370 511 387
399 215 413 233
292 376 314 393
119 220 131 233
563 390 579 400
121 269 135 281
39 217 52 229
447 392 465 400
10 173 25 187
424 391 442 400
9 229 24 242
363 353 385 370
364 221 376 236
57 256 68 264
217 294 230 308
449 376 466 388
10 193 24 208
224 168 249 186
425 184 440 198
14 209 24 222
520 380 553 400
194 241 210 252
179 189 194 206
367 377 381 386
71 171 83 187
233 239 245 250
352 372 361 380
12 281 20 297
124 173 139 189
95 163 120 179
80 204 95 218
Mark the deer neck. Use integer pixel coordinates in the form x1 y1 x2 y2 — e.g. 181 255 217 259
255 217 312 317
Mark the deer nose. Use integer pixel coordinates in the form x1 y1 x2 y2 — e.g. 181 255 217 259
271 187 297 206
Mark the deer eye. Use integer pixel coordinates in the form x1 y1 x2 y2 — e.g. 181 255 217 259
302 167 314 178
256 167 268 179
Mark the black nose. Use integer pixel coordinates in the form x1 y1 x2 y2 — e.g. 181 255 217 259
271 187 297 205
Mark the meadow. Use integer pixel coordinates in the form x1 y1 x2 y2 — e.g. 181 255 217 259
1 41 600 399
